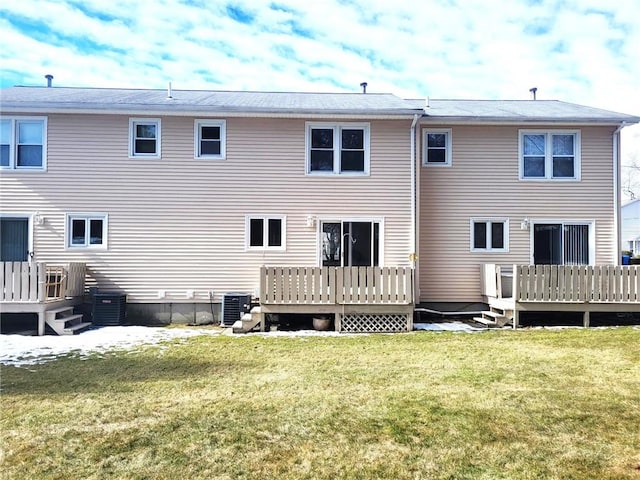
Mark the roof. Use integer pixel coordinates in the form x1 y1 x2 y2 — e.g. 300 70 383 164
424 99 639 124
1 87 637 123
0 86 423 117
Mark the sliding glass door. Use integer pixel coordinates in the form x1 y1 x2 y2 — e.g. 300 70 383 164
321 221 380 267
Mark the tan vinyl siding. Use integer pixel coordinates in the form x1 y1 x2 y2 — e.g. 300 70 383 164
418 124 616 303
0 114 412 302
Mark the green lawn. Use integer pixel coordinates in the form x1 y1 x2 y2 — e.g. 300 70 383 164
2 327 640 479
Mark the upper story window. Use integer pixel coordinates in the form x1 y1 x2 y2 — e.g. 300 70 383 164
520 130 580 180
129 118 161 158
66 214 108 249
195 119 226 159
471 218 509 252
0 117 47 170
306 123 370 175
423 129 452 166
246 215 285 250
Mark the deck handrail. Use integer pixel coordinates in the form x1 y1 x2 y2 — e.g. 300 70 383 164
260 266 413 305
481 264 640 304
1 262 86 303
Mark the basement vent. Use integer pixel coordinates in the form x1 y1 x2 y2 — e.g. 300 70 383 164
221 293 252 327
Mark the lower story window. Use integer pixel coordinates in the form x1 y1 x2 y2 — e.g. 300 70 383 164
533 222 591 265
246 216 285 250
67 214 107 248
471 218 508 252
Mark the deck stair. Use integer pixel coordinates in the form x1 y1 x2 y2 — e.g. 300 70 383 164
472 303 514 328
45 306 92 336
232 306 265 334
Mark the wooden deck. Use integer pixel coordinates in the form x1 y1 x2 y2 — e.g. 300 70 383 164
1 262 86 335
480 264 640 327
256 266 414 332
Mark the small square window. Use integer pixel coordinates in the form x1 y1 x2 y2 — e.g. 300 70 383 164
471 218 508 252
67 214 107 249
423 129 452 166
246 216 285 250
195 120 226 159
130 118 161 158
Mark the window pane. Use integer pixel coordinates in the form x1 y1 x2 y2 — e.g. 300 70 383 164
473 222 487 249
342 129 363 149
17 145 43 167
71 219 86 245
564 224 589 265
533 224 562 264
89 219 103 245
322 223 341 266
310 150 334 171
201 126 220 140
136 124 156 139
523 135 545 155
249 218 263 247
491 222 504 249
0 119 11 144
523 156 545 177
201 140 221 155
340 151 364 172
135 139 156 154
0 145 9 166
427 149 446 163
18 121 43 144
552 135 574 155
267 219 282 247
311 129 333 148
427 133 446 148
553 157 574 177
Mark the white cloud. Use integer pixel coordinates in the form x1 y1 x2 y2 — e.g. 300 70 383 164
1 0 638 177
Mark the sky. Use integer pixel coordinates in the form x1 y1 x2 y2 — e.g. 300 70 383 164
1 0 639 196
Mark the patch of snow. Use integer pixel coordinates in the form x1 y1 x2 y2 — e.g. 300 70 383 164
0 326 220 367
413 322 485 332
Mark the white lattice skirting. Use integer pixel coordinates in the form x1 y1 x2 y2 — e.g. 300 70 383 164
340 313 410 333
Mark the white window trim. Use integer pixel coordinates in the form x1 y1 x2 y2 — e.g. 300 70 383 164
519 129 581 181
315 217 385 266
422 128 452 167
129 118 161 158
245 215 286 251
0 116 48 171
529 219 595 265
66 213 108 249
194 119 226 159
470 217 509 253
305 122 371 176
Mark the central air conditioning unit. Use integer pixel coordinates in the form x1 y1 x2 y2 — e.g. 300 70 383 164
221 293 252 327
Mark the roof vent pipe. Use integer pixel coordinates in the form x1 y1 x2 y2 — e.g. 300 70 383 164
167 81 173 99
45 74 53 87
360 82 367 94
529 87 537 100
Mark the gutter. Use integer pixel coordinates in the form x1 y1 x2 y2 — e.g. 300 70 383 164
410 113 419 299
613 122 628 265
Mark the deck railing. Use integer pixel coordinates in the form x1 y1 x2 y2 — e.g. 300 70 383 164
260 266 414 305
1 262 86 302
481 264 640 303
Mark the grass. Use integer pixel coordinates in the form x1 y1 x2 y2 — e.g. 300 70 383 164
2 327 640 479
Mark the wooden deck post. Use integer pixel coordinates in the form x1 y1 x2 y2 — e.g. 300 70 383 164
37 311 45 336
583 310 590 328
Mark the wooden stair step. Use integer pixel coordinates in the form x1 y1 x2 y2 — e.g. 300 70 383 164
63 322 92 335
471 316 497 327
481 310 503 319
49 314 84 325
45 306 75 321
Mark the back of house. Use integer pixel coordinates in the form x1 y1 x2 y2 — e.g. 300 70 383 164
1 84 638 324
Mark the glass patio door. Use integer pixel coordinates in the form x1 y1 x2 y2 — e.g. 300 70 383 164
0 217 29 261
533 223 589 265
321 221 379 267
